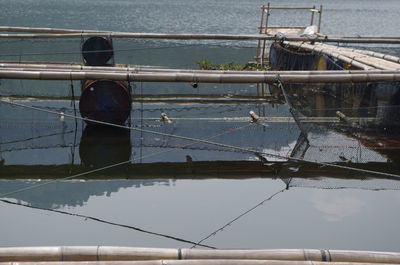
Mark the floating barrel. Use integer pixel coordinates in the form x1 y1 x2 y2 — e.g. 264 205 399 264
79 80 131 125
82 36 114 66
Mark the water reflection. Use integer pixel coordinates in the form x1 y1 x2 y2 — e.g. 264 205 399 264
1 98 400 250
79 126 131 168
1 92 400 208
279 81 400 169
0 179 171 209
282 81 400 131
311 191 366 222
1 99 400 174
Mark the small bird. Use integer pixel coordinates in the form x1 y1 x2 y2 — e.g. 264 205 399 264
300 25 317 38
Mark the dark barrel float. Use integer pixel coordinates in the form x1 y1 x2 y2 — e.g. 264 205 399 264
82 36 114 66
79 36 131 126
79 80 131 125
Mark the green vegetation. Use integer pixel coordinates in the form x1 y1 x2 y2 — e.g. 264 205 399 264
196 59 269 71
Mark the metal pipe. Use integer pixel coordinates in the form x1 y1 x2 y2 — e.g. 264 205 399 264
261 7 316 10
317 5 323 33
292 42 400 70
329 46 400 64
2 63 400 75
310 5 315 25
1 247 400 263
0 68 399 83
0 32 400 44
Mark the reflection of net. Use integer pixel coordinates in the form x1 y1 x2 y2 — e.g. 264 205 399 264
277 80 400 176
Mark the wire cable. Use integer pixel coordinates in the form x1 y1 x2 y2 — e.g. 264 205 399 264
0 198 215 249
191 187 286 248
0 130 74 145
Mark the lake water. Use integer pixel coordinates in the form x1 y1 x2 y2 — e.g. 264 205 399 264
1 0 400 252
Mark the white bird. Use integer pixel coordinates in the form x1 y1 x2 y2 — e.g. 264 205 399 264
301 25 318 38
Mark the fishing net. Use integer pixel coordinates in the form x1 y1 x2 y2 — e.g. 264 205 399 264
1 36 400 193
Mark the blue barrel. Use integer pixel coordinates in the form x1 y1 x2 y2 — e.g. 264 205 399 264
79 80 131 126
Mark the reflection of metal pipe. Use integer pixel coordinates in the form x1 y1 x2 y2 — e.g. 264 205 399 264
315 93 325 117
79 126 131 168
1 160 399 180
79 80 132 125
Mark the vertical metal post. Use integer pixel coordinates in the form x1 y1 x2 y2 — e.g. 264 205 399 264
310 5 315 25
259 5 265 34
256 5 266 63
317 5 323 33
260 3 270 65
264 3 270 35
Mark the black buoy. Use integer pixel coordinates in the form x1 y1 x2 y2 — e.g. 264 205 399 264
79 80 131 125
82 36 114 66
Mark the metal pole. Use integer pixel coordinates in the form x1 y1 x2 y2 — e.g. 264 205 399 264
0 69 400 83
310 5 315 25
317 5 323 33
260 3 270 65
256 4 266 63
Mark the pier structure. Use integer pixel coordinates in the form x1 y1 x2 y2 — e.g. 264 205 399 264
254 3 400 71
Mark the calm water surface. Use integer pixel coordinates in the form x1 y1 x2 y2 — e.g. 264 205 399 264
0 0 400 252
